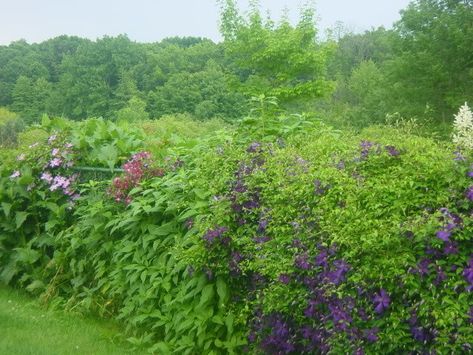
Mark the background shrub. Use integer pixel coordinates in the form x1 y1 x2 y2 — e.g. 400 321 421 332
0 107 25 148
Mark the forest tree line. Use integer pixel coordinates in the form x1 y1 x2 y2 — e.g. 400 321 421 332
0 0 471 127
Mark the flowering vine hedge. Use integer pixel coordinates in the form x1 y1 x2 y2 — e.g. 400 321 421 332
0 115 472 354
185 126 473 353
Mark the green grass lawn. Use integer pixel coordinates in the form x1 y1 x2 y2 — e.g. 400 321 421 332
0 286 138 355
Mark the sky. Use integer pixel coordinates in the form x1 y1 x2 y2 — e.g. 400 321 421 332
0 0 413 45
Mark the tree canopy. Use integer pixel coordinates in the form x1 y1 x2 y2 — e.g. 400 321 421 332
0 0 471 127
219 0 334 105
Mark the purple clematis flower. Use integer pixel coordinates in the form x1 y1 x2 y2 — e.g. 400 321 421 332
278 274 291 284
329 303 352 330
436 230 451 242
202 226 228 245
466 186 473 201
463 257 473 291
385 145 400 156
364 327 379 342
257 219 268 233
295 253 311 270
454 151 465 161
314 249 329 268
443 241 459 255
373 289 390 314
326 260 350 285
247 142 261 153
254 235 271 244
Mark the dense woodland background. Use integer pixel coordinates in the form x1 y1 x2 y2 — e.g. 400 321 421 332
0 0 471 129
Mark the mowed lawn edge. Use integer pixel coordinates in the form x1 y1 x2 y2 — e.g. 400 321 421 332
0 286 139 355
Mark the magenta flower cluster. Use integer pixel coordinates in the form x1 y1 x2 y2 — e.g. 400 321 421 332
108 151 165 204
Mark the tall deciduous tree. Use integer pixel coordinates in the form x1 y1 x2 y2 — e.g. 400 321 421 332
390 0 473 118
116 96 149 122
52 35 143 119
11 76 52 122
0 40 49 106
148 61 246 120
218 0 334 106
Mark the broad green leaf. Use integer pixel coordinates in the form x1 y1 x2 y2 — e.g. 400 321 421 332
149 342 171 354
225 313 234 336
97 144 118 170
41 114 51 126
14 247 40 264
216 277 228 306
26 280 45 293
0 262 18 284
199 284 214 307
15 211 29 229
1 202 12 217
148 222 175 236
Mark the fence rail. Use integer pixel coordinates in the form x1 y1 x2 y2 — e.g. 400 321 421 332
72 166 124 173
72 166 124 182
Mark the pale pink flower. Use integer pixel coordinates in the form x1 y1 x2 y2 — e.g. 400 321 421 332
48 134 57 144
49 158 62 168
10 171 20 179
40 172 53 183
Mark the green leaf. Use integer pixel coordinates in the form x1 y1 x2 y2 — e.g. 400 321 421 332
199 284 214 307
1 202 12 217
97 144 118 170
41 114 51 126
176 318 194 332
212 315 224 325
45 220 59 231
193 188 210 200
18 172 33 186
148 222 175 236
13 247 40 264
216 277 228 306
0 262 18 284
179 209 197 221
148 342 171 354
225 313 234 336
15 211 29 229
26 280 45 293
43 202 60 215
